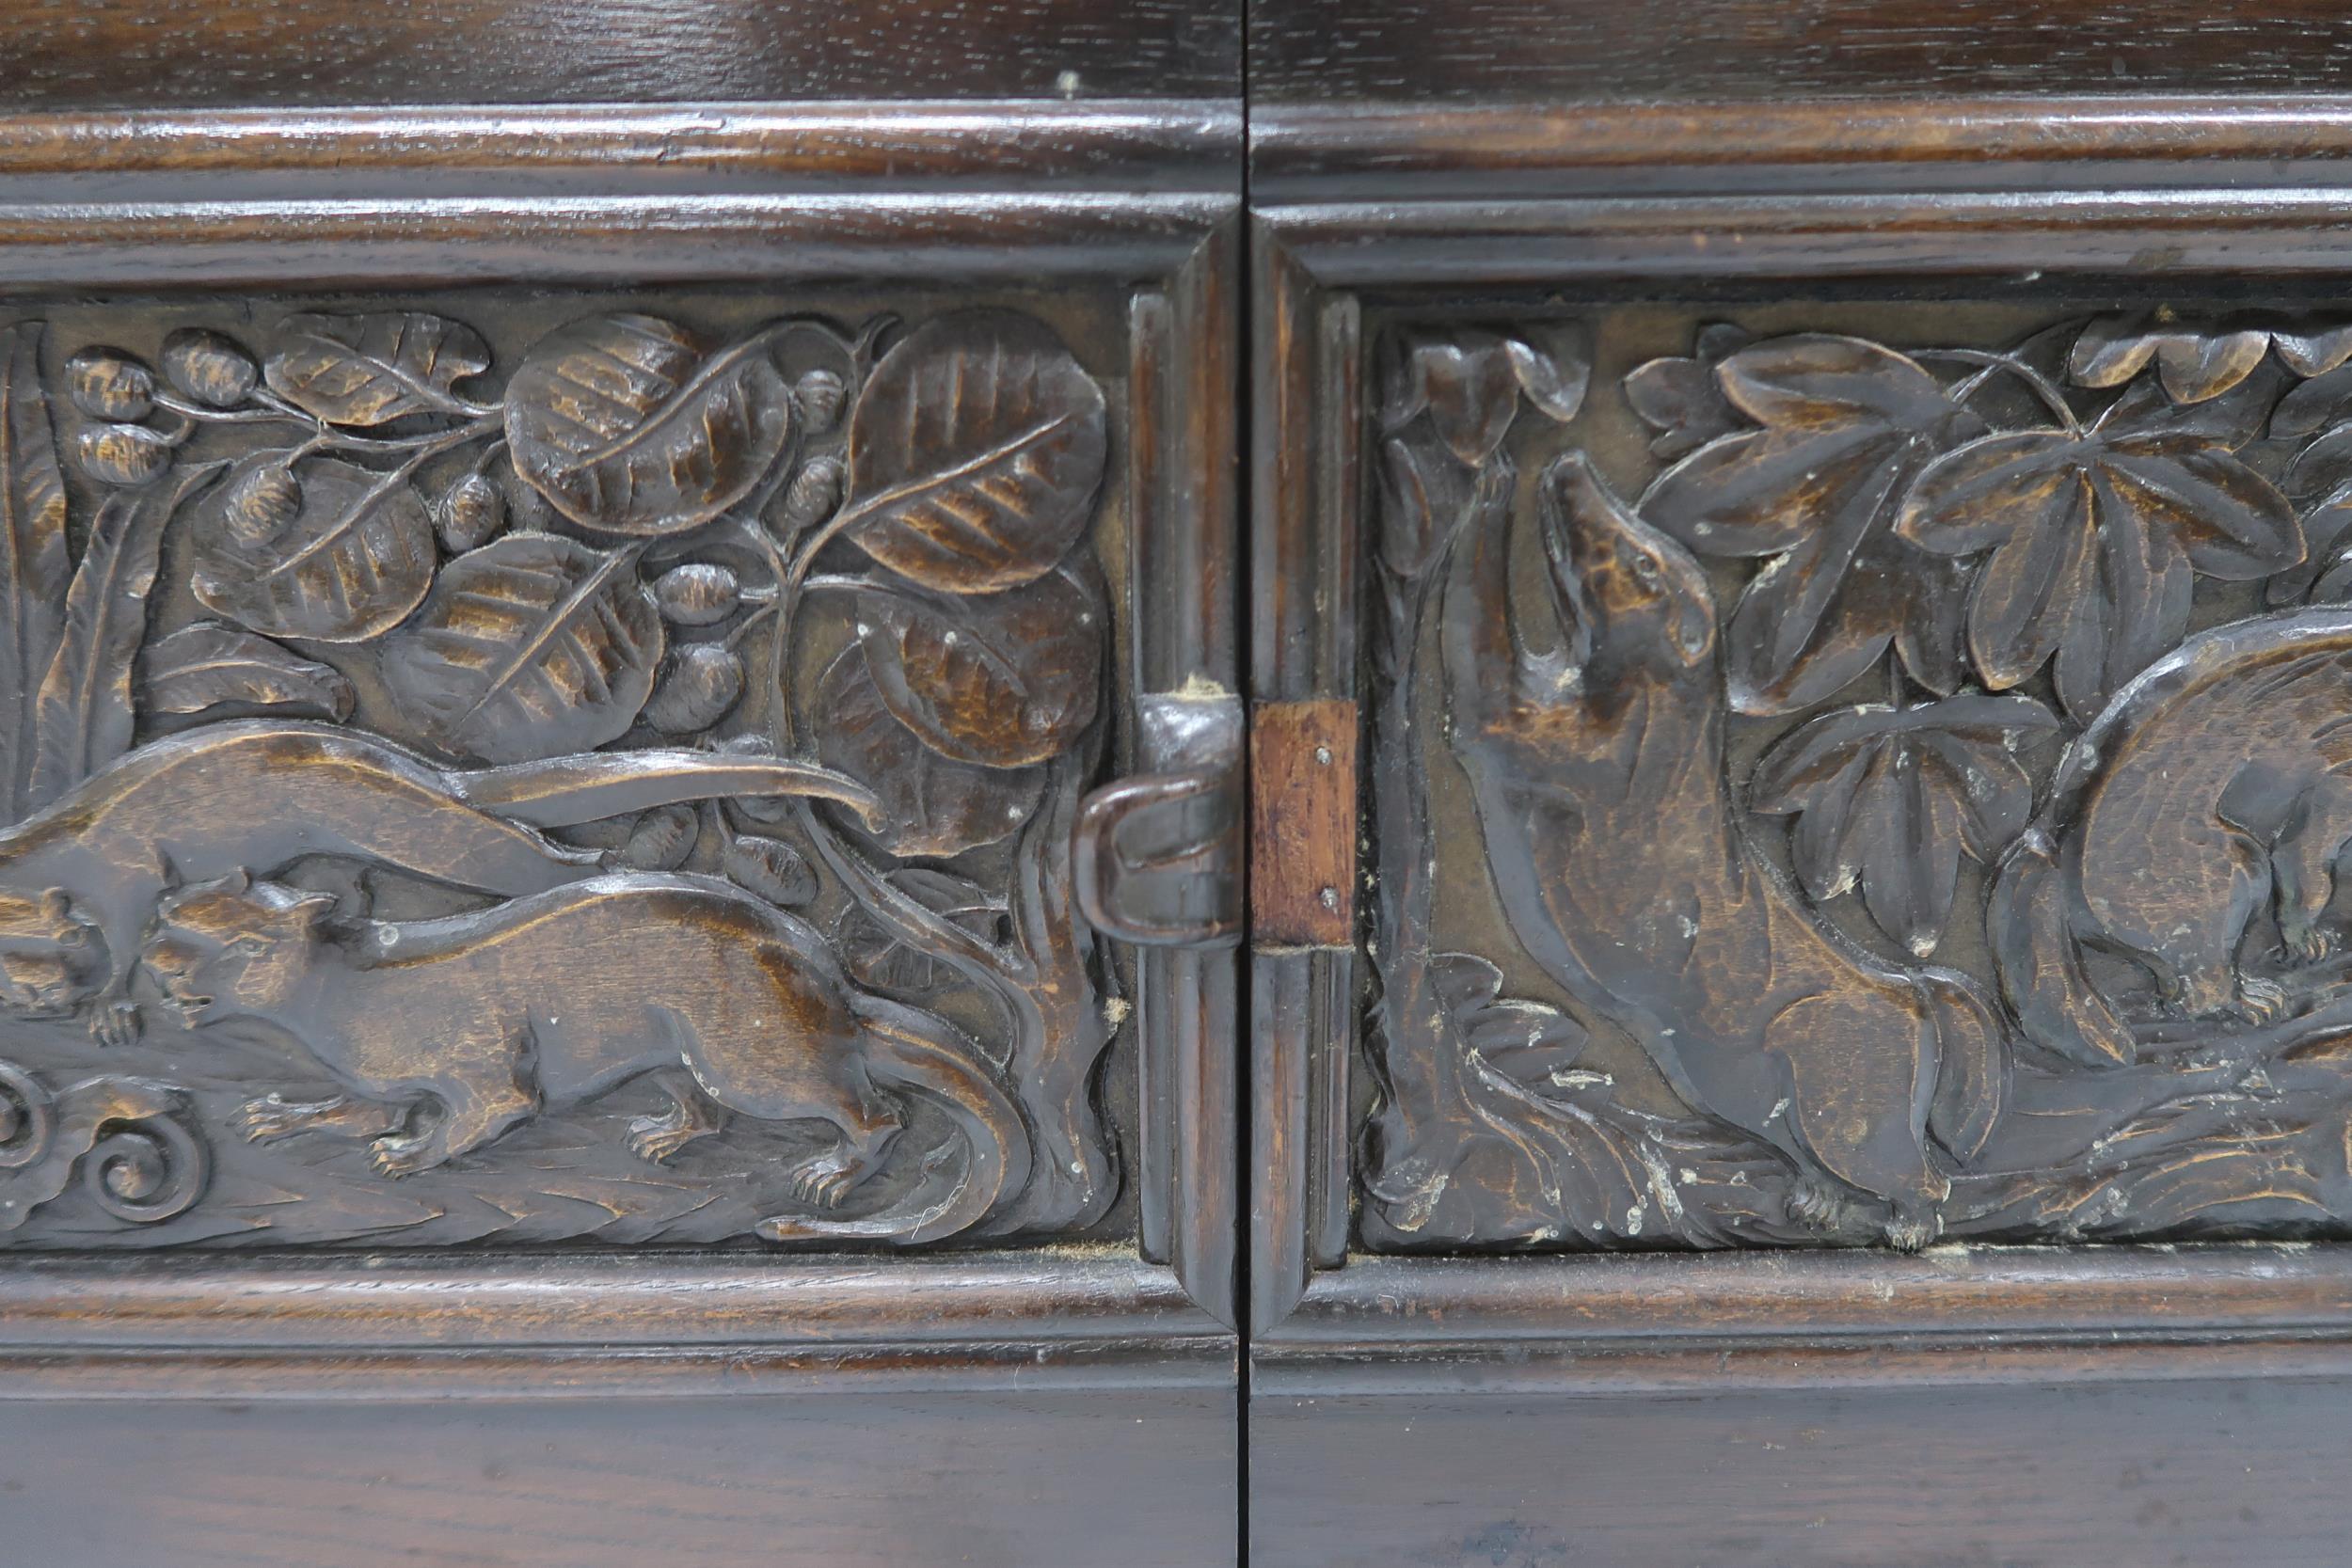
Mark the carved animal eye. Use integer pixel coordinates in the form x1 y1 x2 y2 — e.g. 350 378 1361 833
1630 554 1662 589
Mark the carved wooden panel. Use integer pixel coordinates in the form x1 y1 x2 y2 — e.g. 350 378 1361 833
1362 302 2352 1252
0 292 1141 1250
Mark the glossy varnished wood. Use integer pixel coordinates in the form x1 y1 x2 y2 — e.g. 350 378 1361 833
3 1385 1236 1568
5 0 1240 109
1250 0 2352 104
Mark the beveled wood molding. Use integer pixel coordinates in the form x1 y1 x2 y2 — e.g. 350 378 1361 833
1252 94 2352 201
0 1250 1232 1397
1256 1244 2352 1394
0 103 1238 290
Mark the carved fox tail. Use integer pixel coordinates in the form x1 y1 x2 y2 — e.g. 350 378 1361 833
450 750 884 832
761 995 1033 1246
1988 829 2137 1067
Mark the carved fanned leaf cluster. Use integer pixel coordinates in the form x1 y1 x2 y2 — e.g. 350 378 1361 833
1629 314 2352 959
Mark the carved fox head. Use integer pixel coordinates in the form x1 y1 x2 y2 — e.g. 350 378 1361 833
139 870 334 1028
0 888 108 1020
1444 452 1718 768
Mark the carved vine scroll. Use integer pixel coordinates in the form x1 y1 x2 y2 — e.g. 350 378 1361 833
0 303 1123 1248
1365 309 2352 1251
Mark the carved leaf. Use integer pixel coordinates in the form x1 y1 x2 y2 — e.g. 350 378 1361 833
1639 334 1986 713
187 456 437 642
1624 322 1752 460
505 313 793 537
26 465 220 811
264 311 490 426
836 867 1008 993
0 323 68 817
2069 312 2273 404
1377 324 1591 461
2074 314 2352 408
1367 954 1804 1247
139 621 356 721
1896 418 2303 721
810 641 1044 857
837 312 1106 593
380 532 663 763
722 833 818 909
1750 693 2060 958
857 561 1104 769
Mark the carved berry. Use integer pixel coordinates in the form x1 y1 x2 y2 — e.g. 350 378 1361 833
436 472 507 554
75 423 172 486
654 562 741 626
65 348 154 421
160 328 259 408
642 644 744 734
781 454 845 531
619 804 698 871
723 833 818 909
793 368 848 432
222 466 304 546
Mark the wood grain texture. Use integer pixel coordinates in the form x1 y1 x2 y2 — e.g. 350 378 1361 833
1 1385 1235 1568
1250 1373 2352 1568
4 0 1240 109
1249 699 1357 950
1250 0 2352 105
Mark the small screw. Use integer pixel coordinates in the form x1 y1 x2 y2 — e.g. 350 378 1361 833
1318 886 1340 911
1313 746 1333 766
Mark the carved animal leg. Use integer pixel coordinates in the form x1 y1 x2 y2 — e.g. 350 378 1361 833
372 1069 537 1178
2274 785 2352 962
236 1092 407 1145
780 1091 904 1211
625 1067 723 1164
2155 830 2272 1021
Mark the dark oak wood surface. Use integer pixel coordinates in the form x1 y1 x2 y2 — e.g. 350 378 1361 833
2 0 1241 109
3 1385 1236 1568
1252 1375 2345 1568
1250 0 2352 104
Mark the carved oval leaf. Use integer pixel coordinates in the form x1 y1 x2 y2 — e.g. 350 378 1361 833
188 456 437 642
264 311 491 426
838 312 1106 593
857 561 1104 769
140 621 356 721
835 867 1008 993
380 531 663 763
811 641 1045 857
505 313 792 537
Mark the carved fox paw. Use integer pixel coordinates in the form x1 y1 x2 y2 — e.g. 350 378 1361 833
2233 975 2291 1025
783 1149 867 1210
2283 923 2339 964
625 1117 700 1164
87 1000 140 1049
236 1095 309 1144
370 1133 440 1178
1787 1176 1854 1234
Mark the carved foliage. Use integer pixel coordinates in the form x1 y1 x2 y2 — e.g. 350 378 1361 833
1370 309 2352 1252
0 303 1121 1250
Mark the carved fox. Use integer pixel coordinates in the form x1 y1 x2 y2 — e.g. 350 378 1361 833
0 720 879 1044
1440 454 2006 1245
1991 608 2352 1066
139 869 1028 1244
